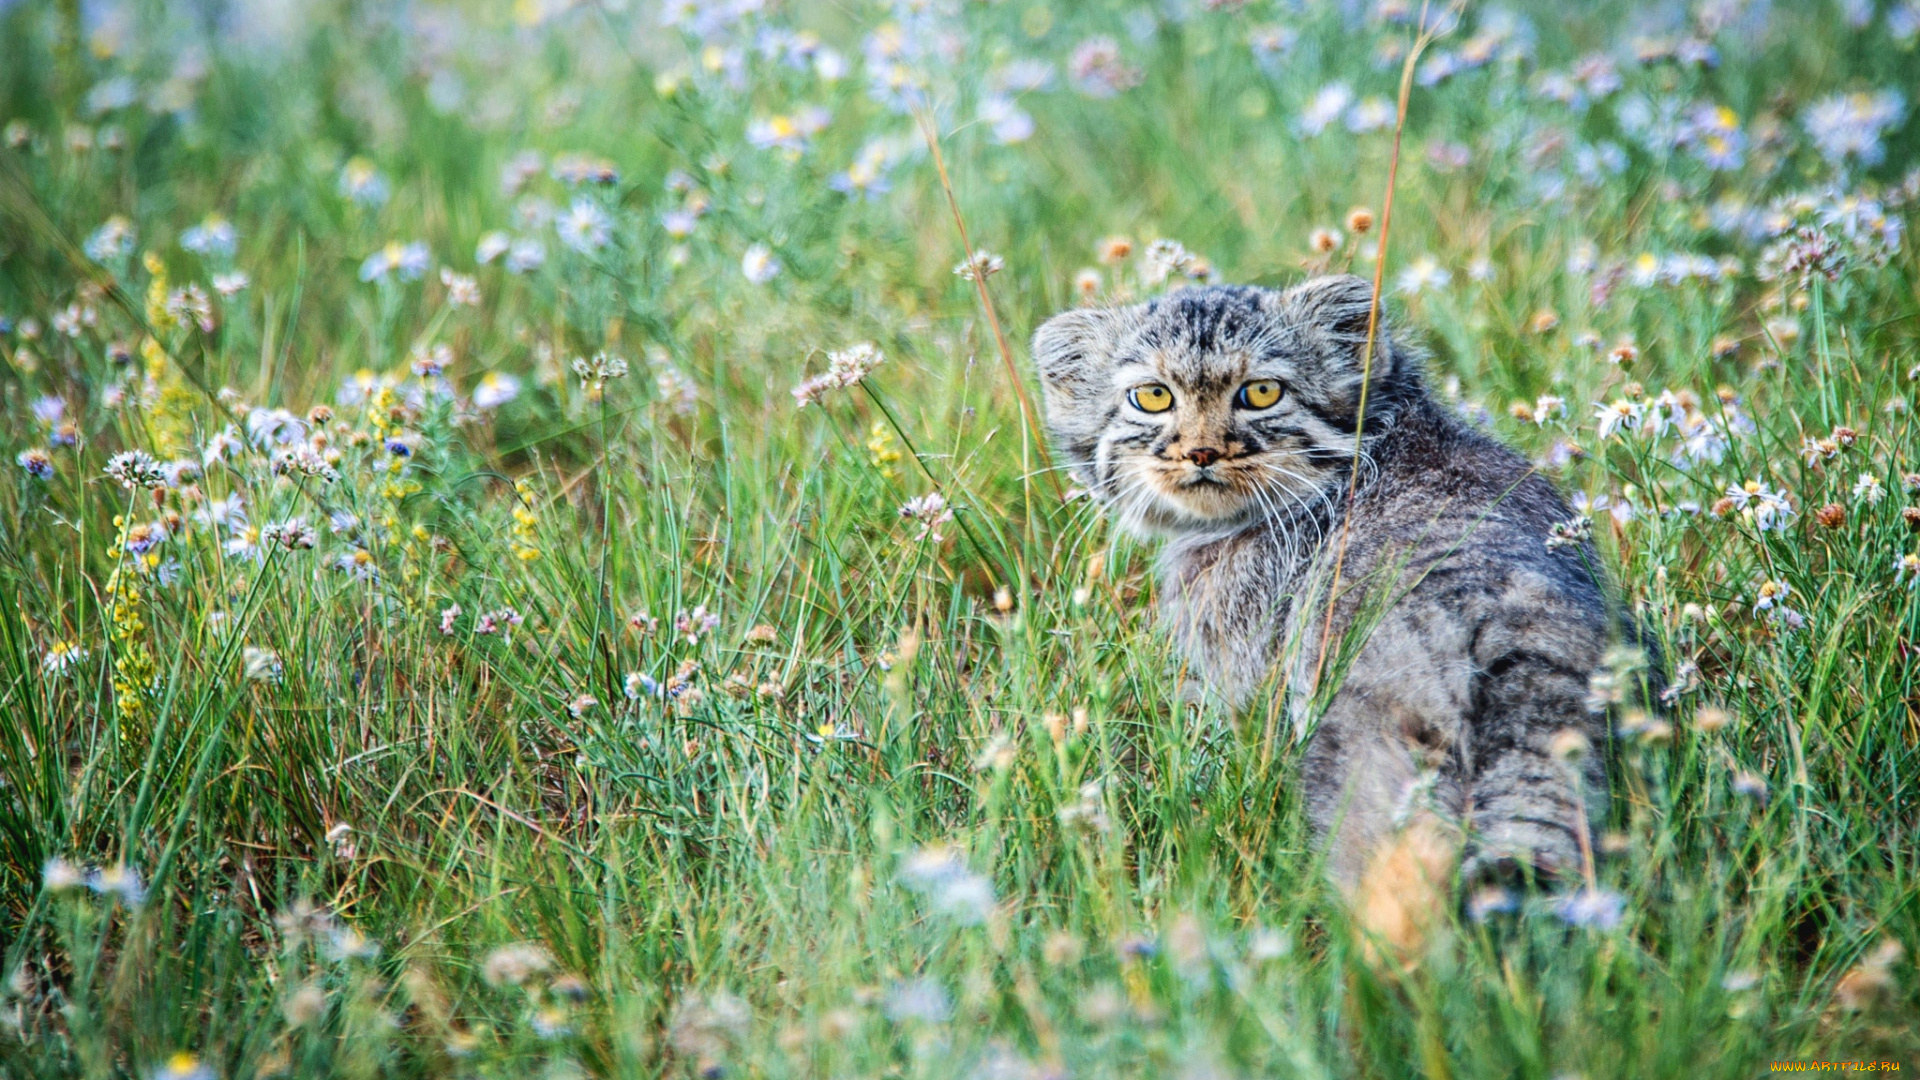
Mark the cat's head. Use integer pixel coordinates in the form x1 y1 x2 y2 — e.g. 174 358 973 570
1030 275 1420 537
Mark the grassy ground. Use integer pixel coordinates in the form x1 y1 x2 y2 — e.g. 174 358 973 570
0 0 1917 1076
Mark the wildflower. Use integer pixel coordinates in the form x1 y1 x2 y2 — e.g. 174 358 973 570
439 604 461 634
359 241 431 283
740 243 781 284
42 640 88 675
1057 780 1112 835
1761 226 1848 287
953 250 1004 281
338 158 391 206
1096 235 1133 263
1799 436 1839 465
883 978 952 1023
284 984 328 1028
1593 399 1642 440
180 215 237 258
474 608 524 635
1142 238 1209 284
1751 579 1791 616
1395 255 1450 295
439 267 480 306
473 372 523 409
1680 103 1745 170
667 991 751 1064
1722 480 1795 531
1531 394 1567 425
1814 503 1846 529
1073 268 1102 300
1068 37 1141 98
242 646 283 683
555 198 613 253
271 448 339 483
1731 770 1768 805
324 926 380 961
149 1052 215 1080
476 231 512 264
792 342 884 407
1852 473 1884 504
979 95 1034 144
745 106 830 154
334 548 378 581
1679 415 1730 465
1803 90 1906 168
261 518 317 550
211 271 249 297
898 846 996 925
571 351 630 391
1895 552 1920 588
43 857 86 891
223 525 263 562
653 363 699 415
675 605 720 645
121 521 166 556
165 284 215 332
625 672 661 699
88 863 146 907
627 611 659 635
17 448 53 480
1308 228 1342 255
105 450 168 489
1345 96 1396 132
1555 887 1625 930
567 693 598 718
405 343 450 379
51 304 93 338
83 215 137 261
484 943 554 987
1299 82 1354 136
503 237 549 274
899 493 953 542
550 152 619 186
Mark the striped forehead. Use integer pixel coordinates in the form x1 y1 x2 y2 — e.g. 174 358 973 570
1122 291 1299 392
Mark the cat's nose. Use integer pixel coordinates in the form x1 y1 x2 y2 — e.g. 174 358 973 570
1185 446 1222 467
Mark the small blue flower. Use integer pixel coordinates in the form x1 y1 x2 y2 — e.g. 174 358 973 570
1555 887 1626 930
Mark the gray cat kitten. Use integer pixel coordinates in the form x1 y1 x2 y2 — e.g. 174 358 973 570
1032 275 1620 889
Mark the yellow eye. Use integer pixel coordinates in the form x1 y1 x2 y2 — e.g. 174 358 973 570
1128 384 1174 413
1237 380 1282 409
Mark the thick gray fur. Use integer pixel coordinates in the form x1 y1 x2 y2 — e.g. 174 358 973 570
1032 276 1618 888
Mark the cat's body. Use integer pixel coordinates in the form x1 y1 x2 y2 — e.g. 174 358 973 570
1033 276 1618 889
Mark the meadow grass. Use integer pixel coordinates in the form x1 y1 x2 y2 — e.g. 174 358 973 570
0 0 1917 1076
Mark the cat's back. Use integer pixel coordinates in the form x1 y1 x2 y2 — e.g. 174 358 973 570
1323 397 1609 644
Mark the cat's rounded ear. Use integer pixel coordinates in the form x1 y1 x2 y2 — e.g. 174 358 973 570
1030 306 1132 395
1281 274 1381 347
1279 273 1397 379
